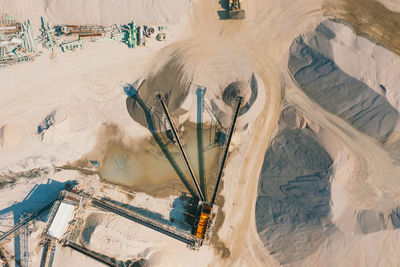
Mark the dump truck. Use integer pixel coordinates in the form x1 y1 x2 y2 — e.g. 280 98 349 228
229 0 245 19
195 203 213 239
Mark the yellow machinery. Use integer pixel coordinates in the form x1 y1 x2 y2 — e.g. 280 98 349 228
195 203 212 239
228 0 245 19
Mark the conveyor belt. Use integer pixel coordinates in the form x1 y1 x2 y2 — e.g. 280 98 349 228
63 240 118 267
92 198 201 247
47 242 56 267
0 201 54 244
40 240 50 267
211 96 242 205
157 94 205 202
40 240 56 267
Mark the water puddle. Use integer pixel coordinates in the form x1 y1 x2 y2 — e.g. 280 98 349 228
99 122 222 199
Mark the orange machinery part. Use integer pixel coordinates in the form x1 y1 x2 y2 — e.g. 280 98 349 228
195 204 212 239
0 23 21 34
79 33 102 38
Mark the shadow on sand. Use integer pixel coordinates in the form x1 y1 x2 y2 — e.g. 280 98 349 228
0 179 76 266
124 85 200 202
218 0 230 20
101 192 197 233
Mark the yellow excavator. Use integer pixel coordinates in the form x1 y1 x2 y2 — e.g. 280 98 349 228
228 0 245 19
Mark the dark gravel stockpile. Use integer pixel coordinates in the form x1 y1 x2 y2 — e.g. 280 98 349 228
255 21 400 264
255 107 335 264
288 22 399 142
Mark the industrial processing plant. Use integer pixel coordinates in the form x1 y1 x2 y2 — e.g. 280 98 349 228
2 0 400 266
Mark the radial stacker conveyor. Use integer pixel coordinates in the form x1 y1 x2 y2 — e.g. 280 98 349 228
156 93 243 242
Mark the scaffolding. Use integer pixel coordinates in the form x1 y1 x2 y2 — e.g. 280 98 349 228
0 14 15 25
110 24 125 41
60 39 83 52
20 225 29 267
64 194 90 242
203 100 226 150
0 46 5 59
40 17 56 52
127 22 136 48
0 15 37 67
20 20 36 52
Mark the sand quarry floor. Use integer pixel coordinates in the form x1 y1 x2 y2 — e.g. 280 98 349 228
1 0 400 266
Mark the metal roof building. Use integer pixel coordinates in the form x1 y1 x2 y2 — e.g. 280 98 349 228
47 201 76 239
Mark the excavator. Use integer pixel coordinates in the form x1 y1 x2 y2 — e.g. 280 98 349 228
228 0 245 19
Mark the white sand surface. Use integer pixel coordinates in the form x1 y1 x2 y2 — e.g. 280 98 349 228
0 26 187 172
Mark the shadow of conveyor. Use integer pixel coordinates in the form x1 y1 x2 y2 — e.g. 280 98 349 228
0 179 76 267
196 87 207 201
100 192 196 233
124 85 199 202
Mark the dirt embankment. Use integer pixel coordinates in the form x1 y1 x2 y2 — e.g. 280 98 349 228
324 0 400 56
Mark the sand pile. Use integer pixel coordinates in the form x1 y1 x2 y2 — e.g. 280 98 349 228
222 81 250 108
256 106 334 264
278 15 400 266
3 0 191 26
37 109 69 142
126 51 260 130
222 74 258 116
0 124 22 149
288 21 399 141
